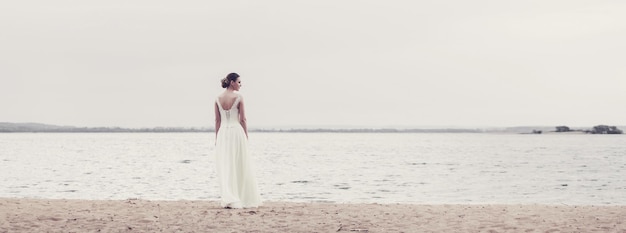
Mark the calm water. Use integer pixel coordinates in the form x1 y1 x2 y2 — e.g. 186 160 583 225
1 133 625 205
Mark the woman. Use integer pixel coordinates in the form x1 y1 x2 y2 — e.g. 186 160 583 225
214 72 261 209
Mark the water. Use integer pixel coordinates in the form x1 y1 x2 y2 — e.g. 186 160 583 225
1 133 625 205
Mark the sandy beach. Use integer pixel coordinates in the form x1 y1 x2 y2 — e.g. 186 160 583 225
0 198 624 232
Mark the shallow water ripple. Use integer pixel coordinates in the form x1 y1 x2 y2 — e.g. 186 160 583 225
1 133 625 205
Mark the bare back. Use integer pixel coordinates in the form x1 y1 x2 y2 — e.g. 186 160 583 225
217 92 240 110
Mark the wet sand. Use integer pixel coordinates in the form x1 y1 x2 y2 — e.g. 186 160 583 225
1 198 624 232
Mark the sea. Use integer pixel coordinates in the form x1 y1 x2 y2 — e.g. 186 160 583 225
1 133 624 205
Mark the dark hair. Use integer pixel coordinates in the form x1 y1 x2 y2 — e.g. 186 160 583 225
221 73 240 88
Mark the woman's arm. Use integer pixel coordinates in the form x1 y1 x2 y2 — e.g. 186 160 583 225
214 102 221 139
238 96 249 139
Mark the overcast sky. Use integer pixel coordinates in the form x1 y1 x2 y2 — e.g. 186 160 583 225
1 1 625 128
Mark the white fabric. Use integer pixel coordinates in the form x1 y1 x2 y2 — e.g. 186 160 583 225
214 94 261 208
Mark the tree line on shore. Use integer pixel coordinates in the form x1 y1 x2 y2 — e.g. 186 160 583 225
0 125 481 133
0 122 482 133
537 125 623 134
1 122 622 134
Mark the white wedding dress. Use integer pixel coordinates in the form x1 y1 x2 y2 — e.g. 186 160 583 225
214 94 261 208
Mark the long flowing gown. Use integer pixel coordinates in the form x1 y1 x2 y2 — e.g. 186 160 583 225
214 94 261 208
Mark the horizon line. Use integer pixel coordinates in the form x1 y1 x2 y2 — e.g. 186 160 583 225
2 122 624 130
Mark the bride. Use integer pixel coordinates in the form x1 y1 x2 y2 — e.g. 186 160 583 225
214 72 261 209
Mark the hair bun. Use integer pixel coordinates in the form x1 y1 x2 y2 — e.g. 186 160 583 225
221 73 240 88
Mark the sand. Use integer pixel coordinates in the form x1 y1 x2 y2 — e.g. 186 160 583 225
0 198 624 232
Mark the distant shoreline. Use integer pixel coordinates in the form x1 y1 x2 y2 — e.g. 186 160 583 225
1 122 623 134
0 125 485 133
0 122 480 133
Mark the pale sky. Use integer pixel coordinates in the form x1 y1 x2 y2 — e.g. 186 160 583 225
1 1 625 128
